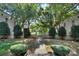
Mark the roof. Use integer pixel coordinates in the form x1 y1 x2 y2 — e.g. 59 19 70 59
0 9 11 16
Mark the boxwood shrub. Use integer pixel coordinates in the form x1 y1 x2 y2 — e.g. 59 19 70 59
13 25 22 38
24 28 31 38
58 26 66 39
71 26 79 38
51 45 70 56
0 22 10 39
10 44 28 56
49 27 56 39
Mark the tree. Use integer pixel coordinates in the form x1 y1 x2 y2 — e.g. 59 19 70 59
12 4 38 37
47 4 79 26
0 3 79 36
0 4 38 37
35 4 79 35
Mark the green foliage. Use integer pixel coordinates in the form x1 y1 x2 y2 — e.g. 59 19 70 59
71 26 79 38
10 44 28 56
51 45 70 56
0 40 21 55
24 28 31 38
12 4 38 28
46 4 79 26
58 26 66 37
0 22 10 38
49 27 56 38
30 22 48 35
0 4 79 36
14 25 22 38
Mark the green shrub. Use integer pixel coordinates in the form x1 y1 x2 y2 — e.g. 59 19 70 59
71 26 79 38
14 25 22 38
49 27 56 39
24 28 31 38
58 26 66 39
0 22 10 38
51 45 70 56
10 44 28 56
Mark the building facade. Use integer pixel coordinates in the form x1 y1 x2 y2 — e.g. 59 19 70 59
57 14 79 38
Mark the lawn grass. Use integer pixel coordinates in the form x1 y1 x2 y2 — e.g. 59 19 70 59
0 39 24 55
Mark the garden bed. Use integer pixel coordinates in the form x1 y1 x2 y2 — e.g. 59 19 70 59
0 38 79 56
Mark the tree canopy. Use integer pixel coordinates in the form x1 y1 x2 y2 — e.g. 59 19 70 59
0 3 79 35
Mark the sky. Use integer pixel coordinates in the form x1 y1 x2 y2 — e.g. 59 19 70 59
41 3 49 9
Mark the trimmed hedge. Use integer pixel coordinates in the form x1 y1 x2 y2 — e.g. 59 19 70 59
71 26 79 38
14 25 22 38
51 45 70 56
24 28 31 38
10 44 28 56
58 26 66 39
49 27 56 39
0 22 10 38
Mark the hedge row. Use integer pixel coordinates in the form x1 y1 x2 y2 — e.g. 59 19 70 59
0 22 31 39
0 21 79 39
49 25 79 39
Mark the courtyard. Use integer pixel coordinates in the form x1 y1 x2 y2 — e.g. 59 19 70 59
0 3 79 56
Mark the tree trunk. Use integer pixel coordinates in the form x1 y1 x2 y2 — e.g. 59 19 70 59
24 20 31 38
